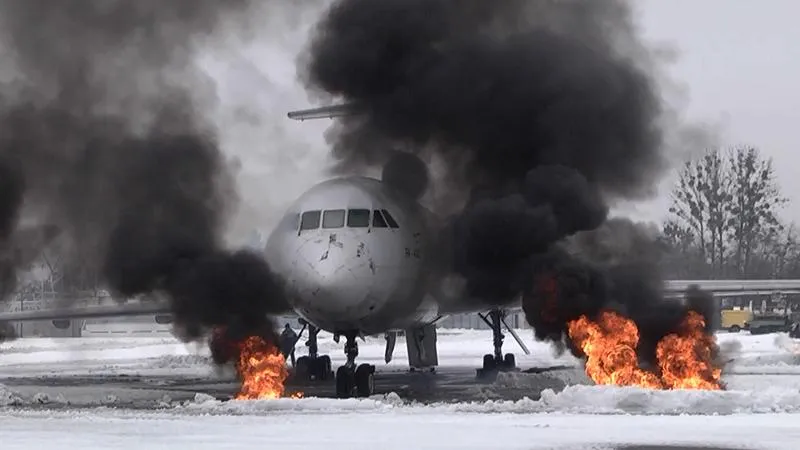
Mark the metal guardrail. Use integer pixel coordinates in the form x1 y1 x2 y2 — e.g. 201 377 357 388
664 279 800 292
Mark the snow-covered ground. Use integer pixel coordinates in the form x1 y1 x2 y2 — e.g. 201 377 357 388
3 407 799 450
2 329 800 449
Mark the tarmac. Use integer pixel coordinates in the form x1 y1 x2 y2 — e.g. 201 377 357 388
0 364 587 409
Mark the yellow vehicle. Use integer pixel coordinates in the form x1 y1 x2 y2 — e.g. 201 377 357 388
720 309 753 332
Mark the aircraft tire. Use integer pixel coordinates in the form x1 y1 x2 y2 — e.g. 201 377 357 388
355 364 375 397
295 356 310 379
336 366 355 398
482 354 495 371
503 353 516 369
318 355 332 380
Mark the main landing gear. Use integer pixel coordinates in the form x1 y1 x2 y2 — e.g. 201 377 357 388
294 320 334 381
476 309 529 379
335 331 376 399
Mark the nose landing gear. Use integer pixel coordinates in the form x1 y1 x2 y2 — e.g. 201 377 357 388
294 321 333 381
335 331 375 398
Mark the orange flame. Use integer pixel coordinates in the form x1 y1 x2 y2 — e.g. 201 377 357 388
232 335 303 400
656 311 722 390
567 310 722 390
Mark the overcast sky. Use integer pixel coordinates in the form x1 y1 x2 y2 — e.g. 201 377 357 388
633 0 800 224
213 1 800 239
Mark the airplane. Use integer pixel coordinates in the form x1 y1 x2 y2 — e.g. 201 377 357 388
3 104 800 399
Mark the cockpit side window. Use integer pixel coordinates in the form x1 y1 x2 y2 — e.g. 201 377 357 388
347 209 370 228
300 211 321 231
381 209 400 229
372 210 388 228
322 209 346 228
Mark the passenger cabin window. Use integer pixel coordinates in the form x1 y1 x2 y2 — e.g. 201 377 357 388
381 209 400 229
347 209 370 228
300 211 321 230
322 209 346 228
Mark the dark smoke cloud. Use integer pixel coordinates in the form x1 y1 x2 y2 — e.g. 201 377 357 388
381 151 430 200
304 0 665 199
523 219 717 364
0 154 26 298
302 0 712 361
0 1 290 352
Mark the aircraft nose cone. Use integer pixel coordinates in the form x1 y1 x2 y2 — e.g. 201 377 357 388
293 238 372 320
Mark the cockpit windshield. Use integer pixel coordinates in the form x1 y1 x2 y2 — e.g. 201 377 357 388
300 211 321 230
372 210 388 228
347 209 370 228
322 209 346 228
371 210 399 229
380 209 399 228
297 208 399 232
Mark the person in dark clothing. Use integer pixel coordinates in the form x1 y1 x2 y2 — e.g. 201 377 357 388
280 323 298 366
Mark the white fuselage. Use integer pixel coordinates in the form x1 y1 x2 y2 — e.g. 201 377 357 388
264 176 441 335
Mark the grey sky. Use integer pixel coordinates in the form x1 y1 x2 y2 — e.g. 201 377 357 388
211 1 800 240
633 0 800 224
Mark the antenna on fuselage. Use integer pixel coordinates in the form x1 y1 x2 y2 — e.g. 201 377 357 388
287 103 360 121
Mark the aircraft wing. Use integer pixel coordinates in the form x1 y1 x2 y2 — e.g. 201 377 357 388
287 103 360 121
0 302 171 323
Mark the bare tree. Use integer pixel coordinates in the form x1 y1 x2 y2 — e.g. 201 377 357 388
668 149 733 276
727 146 786 277
659 220 697 278
749 225 794 278
781 226 800 278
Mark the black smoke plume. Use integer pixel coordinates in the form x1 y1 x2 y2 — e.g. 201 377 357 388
382 151 430 200
0 1 290 354
302 0 714 363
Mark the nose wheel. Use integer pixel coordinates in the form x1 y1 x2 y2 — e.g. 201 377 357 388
335 332 376 398
293 322 334 381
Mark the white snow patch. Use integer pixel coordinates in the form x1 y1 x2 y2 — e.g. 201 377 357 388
143 354 211 369
775 333 800 352
0 384 22 406
192 393 217 404
723 334 800 374
2 407 798 450
178 392 401 414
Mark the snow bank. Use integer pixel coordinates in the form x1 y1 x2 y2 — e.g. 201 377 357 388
0 384 22 406
163 384 800 417
532 384 800 415
178 392 405 415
